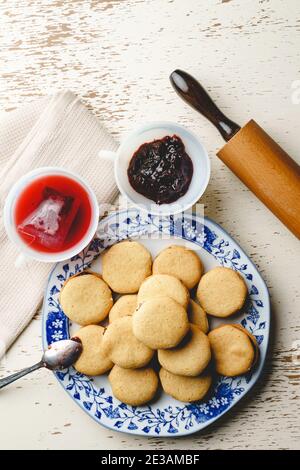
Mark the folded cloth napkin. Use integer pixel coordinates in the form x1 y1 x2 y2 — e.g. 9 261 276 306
0 91 118 357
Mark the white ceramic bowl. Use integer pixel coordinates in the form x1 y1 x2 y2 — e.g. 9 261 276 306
100 121 210 215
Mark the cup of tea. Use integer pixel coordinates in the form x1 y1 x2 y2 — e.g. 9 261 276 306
3 167 99 265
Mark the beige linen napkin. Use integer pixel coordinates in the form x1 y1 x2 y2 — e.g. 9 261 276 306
0 91 118 357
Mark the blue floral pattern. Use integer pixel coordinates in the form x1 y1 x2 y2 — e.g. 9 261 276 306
42 209 270 437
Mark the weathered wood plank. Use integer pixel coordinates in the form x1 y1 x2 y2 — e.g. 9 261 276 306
0 0 299 450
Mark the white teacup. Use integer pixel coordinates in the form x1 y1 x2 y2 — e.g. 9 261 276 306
99 121 210 216
4 167 99 265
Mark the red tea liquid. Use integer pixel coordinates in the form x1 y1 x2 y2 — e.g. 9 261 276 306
14 174 92 253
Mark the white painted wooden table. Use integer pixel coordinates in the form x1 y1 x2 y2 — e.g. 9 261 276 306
0 0 300 450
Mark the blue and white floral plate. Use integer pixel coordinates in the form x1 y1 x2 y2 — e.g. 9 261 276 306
42 209 270 437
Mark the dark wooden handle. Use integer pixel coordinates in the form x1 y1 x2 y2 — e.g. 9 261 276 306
170 69 241 141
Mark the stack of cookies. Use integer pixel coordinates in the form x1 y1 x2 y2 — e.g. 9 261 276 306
59 241 259 406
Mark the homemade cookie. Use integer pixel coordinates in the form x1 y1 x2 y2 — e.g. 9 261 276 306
208 324 258 376
133 296 189 349
188 299 209 333
73 325 113 376
197 267 247 317
102 316 154 368
138 274 189 309
158 324 211 376
102 240 152 294
109 365 159 405
153 245 203 289
109 295 137 323
159 368 212 402
230 324 260 366
60 273 113 325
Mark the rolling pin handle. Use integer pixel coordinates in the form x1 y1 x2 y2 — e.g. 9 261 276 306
170 69 241 141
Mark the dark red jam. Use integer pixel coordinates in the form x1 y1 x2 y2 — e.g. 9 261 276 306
127 135 193 205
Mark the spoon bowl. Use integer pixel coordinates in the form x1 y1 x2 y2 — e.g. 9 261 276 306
43 338 82 370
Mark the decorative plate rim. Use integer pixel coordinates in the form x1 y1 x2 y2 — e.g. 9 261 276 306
42 210 270 437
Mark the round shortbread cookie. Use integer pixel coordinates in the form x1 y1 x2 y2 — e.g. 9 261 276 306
188 299 209 333
102 240 152 294
60 273 113 325
109 295 137 323
109 365 159 406
102 316 154 368
133 296 189 349
158 324 211 376
159 368 212 402
197 267 247 317
208 324 257 376
137 274 189 309
229 324 260 366
73 325 113 376
153 245 203 289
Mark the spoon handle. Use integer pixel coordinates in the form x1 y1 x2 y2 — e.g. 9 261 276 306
170 69 241 141
0 361 44 390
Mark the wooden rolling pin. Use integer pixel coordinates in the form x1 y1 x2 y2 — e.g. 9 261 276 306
170 69 300 239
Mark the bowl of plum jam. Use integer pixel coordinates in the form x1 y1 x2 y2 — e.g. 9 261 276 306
4 167 99 263
100 121 210 215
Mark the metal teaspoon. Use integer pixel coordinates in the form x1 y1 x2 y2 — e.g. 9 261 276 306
0 338 82 390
